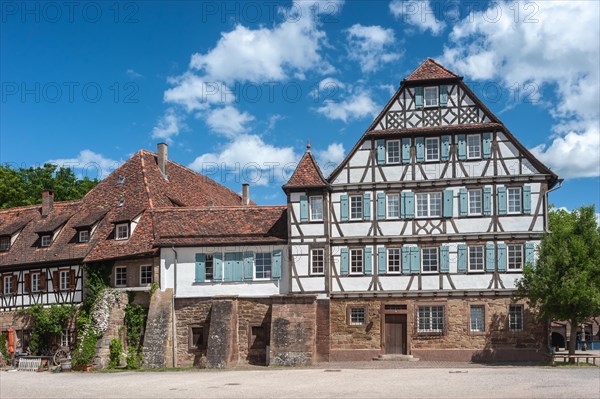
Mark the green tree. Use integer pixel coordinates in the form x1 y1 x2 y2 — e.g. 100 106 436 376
0 164 99 209
516 206 600 358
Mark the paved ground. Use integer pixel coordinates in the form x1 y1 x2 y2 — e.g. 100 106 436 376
1 364 599 399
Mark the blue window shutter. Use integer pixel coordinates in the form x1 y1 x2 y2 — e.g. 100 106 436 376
439 85 448 106
525 242 535 266
340 247 349 275
410 247 420 274
364 246 372 275
377 139 386 165
483 187 492 216
459 189 468 216
415 87 424 108
523 185 531 214
213 252 223 281
377 192 386 220
195 253 206 283
415 137 425 162
483 132 492 159
378 247 386 274
299 195 308 222
441 135 451 161
340 195 349 221
497 244 507 272
243 251 254 280
272 249 282 279
400 192 406 219
440 246 449 273
401 138 411 164
443 189 453 218
457 135 466 160
485 243 495 272
225 252 243 282
457 245 467 273
497 187 507 215
401 247 411 274
363 192 371 221
405 192 415 219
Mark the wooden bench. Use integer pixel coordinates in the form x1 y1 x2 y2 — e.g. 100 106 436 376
552 354 600 365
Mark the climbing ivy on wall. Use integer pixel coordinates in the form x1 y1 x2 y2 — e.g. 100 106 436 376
124 304 146 369
17 305 75 355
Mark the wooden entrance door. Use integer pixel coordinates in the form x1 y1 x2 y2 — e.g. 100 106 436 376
385 314 407 354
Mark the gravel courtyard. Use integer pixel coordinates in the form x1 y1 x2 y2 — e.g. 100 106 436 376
1 364 599 399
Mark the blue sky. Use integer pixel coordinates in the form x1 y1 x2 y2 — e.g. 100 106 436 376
1 0 598 210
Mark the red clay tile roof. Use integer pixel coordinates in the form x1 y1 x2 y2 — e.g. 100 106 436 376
405 58 460 81
367 123 504 137
152 206 287 246
283 151 327 189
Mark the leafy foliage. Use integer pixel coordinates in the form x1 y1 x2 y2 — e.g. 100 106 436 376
0 163 98 209
109 338 123 369
0 332 11 361
17 305 75 355
124 304 147 369
516 206 600 355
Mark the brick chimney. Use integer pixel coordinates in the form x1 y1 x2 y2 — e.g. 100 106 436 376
41 190 54 217
157 143 168 177
242 184 250 206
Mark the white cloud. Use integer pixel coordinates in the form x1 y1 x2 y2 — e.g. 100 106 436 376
440 1 600 178
390 0 446 35
205 106 254 137
531 124 600 179
163 72 234 112
48 150 121 180
345 24 401 73
317 91 379 123
151 108 184 143
126 69 143 79
188 134 298 186
315 142 345 177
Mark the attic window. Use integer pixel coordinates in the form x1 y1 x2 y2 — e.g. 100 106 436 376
424 87 439 107
118 199 125 207
115 223 130 240
117 176 126 185
78 230 90 243
40 235 52 247
0 236 10 251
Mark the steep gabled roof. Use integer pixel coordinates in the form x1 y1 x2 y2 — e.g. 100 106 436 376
151 206 287 246
404 58 460 82
283 149 327 190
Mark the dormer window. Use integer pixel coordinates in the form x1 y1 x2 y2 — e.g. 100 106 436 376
0 236 10 251
78 230 90 243
117 176 125 185
115 223 130 240
424 86 439 107
40 235 52 247
118 199 125 207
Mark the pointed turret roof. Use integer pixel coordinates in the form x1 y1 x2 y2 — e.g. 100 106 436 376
283 149 327 190
405 58 460 82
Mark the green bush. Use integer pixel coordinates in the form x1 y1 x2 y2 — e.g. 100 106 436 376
17 304 75 355
126 346 142 369
0 332 10 361
108 338 122 369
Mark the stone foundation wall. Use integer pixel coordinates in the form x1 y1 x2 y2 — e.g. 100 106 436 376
315 299 330 362
237 299 271 365
94 291 128 369
174 298 212 368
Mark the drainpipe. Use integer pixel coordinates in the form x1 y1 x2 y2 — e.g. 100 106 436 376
171 246 178 368
545 179 563 356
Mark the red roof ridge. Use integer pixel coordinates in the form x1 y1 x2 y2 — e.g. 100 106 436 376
151 205 286 212
283 150 327 189
405 58 460 82
139 151 155 209
0 199 82 215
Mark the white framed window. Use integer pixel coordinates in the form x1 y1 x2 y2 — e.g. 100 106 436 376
350 249 363 274
3 275 13 295
40 235 52 247
255 253 272 279
425 137 440 161
422 247 439 273
424 86 439 107
470 305 485 332
31 273 40 293
115 266 127 287
468 189 482 216
507 188 522 214
78 230 90 243
349 307 366 326
205 254 214 281
115 223 130 240
311 249 325 275
508 244 524 270
468 246 484 272
188 325 205 350
387 248 401 273
467 134 481 159
349 195 363 220
309 196 323 221
418 305 444 333
0 236 10 251
59 270 69 291
416 192 442 218
386 140 400 163
387 193 400 219
509 304 524 331
61 329 71 347
140 265 152 285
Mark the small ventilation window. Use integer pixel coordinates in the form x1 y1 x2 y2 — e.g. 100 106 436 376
117 176 125 185
385 304 407 311
118 199 125 207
